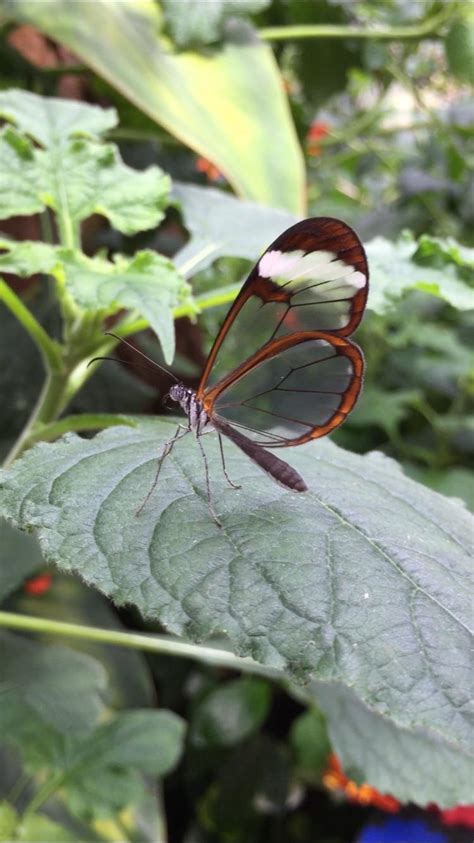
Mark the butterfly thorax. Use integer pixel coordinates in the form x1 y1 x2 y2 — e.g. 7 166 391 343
169 384 211 434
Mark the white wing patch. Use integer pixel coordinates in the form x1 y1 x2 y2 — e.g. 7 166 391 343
259 248 365 294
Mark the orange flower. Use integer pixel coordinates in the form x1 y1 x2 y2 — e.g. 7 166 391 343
323 753 400 813
24 573 53 595
307 120 330 157
195 156 223 183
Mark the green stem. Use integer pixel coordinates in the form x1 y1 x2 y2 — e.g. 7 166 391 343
7 772 31 806
29 413 137 444
258 7 455 42
116 283 243 340
22 774 65 818
2 370 70 468
0 280 62 370
0 611 280 679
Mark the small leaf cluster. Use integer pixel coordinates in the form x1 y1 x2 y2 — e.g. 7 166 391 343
0 89 190 367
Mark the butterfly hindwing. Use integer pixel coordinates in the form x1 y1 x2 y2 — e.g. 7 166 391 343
203 332 363 447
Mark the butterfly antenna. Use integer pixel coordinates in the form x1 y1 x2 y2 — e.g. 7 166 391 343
103 331 179 382
87 355 158 373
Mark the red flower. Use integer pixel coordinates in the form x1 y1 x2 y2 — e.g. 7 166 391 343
24 573 53 595
307 120 330 157
430 804 474 829
195 156 224 183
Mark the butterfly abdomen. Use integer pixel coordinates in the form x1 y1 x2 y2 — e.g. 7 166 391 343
214 418 307 492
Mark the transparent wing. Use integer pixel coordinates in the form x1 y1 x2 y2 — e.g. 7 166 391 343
197 217 368 396
203 332 364 447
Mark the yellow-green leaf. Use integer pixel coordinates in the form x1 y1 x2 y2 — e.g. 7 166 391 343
5 0 305 213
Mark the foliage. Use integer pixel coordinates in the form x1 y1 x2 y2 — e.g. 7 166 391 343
0 0 473 838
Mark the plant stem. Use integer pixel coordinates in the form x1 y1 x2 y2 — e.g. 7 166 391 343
0 281 62 370
0 611 280 679
116 283 243 339
2 370 70 468
258 7 455 42
22 773 65 818
28 413 137 444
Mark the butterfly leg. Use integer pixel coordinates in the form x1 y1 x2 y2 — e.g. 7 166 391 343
217 433 241 490
135 424 190 516
196 433 222 527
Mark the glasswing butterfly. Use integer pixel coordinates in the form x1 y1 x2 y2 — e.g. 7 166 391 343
130 216 369 525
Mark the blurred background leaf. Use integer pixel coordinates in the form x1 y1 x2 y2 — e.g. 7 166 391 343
2 0 305 213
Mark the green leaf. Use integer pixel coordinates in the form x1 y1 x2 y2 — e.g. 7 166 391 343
173 183 298 276
17 813 77 842
14 572 157 710
348 386 422 439
162 0 271 46
445 10 474 86
4 0 305 213
312 680 473 807
43 139 170 235
0 235 59 277
366 234 474 312
404 466 474 513
38 138 169 235
23 708 185 821
0 128 45 219
190 678 271 747
0 520 45 600
0 112 170 234
0 87 117 148
0 630 106 739
289 708 331 781
0 801 17 841
58 250 189 363
200 734 289 830
0 419 471 809
92 709 185 776
415 232 474 269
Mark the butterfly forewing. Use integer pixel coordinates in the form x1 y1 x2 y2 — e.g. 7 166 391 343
197 218 368 391
197 217 368 448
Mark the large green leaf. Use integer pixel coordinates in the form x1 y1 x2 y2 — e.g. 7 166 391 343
172 183 298 276
3 0 305 213
0 419 471 807
311 680 473 806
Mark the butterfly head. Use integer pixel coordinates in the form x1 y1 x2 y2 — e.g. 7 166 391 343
168 383 197 417
169 383 191 403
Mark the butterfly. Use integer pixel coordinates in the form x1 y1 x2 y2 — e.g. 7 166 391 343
132 216 369 525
